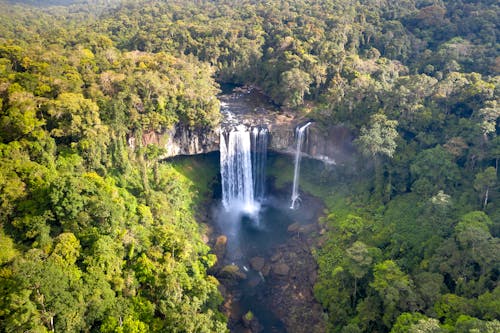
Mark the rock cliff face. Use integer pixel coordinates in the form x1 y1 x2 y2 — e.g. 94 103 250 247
133 87 354 163
151 121 353 165
163 124 220 157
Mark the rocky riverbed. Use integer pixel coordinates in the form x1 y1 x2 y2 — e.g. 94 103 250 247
208 193 326 333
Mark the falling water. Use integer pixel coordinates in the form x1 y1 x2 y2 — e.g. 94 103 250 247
220 125 268 215
252 127 268 202
290 122 312 209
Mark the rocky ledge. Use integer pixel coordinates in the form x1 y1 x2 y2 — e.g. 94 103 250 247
130 86 354 164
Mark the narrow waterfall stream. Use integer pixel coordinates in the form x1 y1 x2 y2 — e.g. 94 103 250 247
290 122 311 209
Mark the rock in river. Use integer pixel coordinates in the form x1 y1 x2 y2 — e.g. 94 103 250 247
272 263 290 276
250 256 265 271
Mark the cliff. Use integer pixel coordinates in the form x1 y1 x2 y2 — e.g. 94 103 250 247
132 87 354 164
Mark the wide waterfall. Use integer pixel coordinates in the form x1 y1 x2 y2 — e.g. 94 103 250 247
220 125 268 215
290 122 311 209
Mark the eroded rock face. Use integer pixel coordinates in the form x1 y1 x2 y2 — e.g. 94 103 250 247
303 125 354 164
163 124 220 157
130 87 354 164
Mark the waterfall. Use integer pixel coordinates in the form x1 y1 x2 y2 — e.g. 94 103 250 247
290 122 311 209
220 125 268 214
252 127 268 202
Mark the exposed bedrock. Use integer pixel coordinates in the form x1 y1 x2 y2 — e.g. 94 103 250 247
129 87 354 163
132 121 353 165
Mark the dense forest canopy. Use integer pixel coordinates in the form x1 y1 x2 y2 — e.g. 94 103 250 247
0 0 499 332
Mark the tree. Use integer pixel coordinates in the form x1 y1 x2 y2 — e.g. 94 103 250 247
371 260 417 328
391 313 445 333
410 146 460 196
473 167 497 209
454 212 498 276
346 241 373 305
0 90 44 142
355 113 398 198
477 100 499 141
7 249 87 332
434 294 471 326
356 113 398 159
488 136 500 173
280 68 312 108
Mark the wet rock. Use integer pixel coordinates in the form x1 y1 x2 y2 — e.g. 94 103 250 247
299 224 316 234
248 276 261 288
242 311 263 332
250 256 265 271
273 263 290 276
270 252 282 262
219 265 247 280
261 263 271 277
214 235 227 261
218 284 227 298
287 222 301 233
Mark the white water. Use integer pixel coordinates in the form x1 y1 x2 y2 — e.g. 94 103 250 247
252 127 268 202
290 122 312 209
221 125 268 216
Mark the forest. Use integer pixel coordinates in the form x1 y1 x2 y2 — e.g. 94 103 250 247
0 0 498 332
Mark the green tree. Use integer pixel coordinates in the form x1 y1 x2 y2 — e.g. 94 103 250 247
355 113 398 199
371 260 417 328
346 241 373 304
410 146 460 196
473 167 497 209
280 68 312 108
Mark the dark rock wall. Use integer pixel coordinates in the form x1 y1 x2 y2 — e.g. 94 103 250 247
135 122 354 163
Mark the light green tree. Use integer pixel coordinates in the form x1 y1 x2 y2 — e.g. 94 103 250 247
355 113 398 198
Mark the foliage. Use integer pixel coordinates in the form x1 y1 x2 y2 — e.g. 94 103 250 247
0 2 226 332
0 0 498 332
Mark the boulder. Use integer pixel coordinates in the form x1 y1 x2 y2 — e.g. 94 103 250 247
219 264 247 280
309 270 318 286
214 235 227 261
270 252 282 262
298 224 316 234
273 263 290 276
287 222 301 233
249 256 265 271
